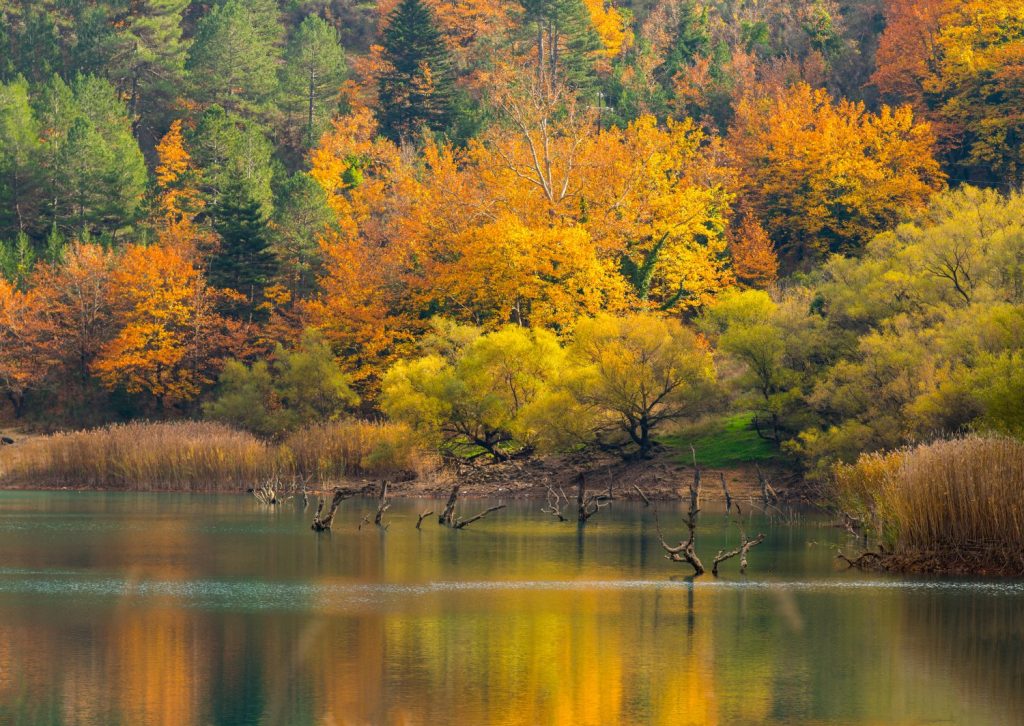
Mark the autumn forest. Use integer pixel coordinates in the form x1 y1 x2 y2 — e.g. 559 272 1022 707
0 0 1022 483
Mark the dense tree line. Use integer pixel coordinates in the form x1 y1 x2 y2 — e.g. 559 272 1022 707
1 0 1022 473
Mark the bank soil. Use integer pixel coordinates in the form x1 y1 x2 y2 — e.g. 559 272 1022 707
351 450 807 505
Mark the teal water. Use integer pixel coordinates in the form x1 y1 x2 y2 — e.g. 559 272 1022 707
0 491 1021 725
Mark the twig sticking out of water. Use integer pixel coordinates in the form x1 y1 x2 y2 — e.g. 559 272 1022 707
541 484 570 521
712 531 765 575
415 509 434 529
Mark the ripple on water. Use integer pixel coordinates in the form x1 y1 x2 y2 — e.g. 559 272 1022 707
0 574 1022 612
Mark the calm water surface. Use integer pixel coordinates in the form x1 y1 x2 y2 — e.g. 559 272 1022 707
0 491 1021 725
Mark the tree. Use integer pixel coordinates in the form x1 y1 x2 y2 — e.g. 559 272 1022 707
0 277 53 417
205 328 357 437
188 105 275 213
280 14 346 148
186 0 282 117
93 243 224 410
0 77 43 240
381 322 564 460
31 241 116 387
728 212 778 287
655 0 710 89
209 178 278 320
106 0 190 139
270 172 333 298
564 313 716 459
730 83 945 268
517 0 604 91
31 75 148 238
378 0 457 141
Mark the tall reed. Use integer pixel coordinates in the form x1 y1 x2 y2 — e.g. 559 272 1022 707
835 435 1024 571
278 420 432 481
0 420 429 491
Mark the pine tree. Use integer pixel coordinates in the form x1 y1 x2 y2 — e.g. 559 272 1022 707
0 77 43 240
519 0 602 92
281 14 346 149
187 0 281 117
39 75 148 238
107 0 190 137
209 178 278 319
655 0 710 89
378 0 457 142
189 105 275 214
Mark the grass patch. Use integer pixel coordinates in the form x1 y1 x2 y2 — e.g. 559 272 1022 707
661 412 780 468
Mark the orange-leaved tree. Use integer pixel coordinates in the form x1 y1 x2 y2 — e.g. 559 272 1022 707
730 83 945 268
93 244 227 410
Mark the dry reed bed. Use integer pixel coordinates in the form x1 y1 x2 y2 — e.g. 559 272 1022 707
835 435 1024 574
0 420 426 491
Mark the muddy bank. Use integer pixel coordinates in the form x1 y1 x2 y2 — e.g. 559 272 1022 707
344 451 809 504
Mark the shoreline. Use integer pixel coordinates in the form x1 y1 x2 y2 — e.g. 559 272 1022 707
0 451 809 503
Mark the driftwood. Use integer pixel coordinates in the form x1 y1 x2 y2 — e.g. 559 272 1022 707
632 483 651 507
654 502 705 575
438 484 506 530
415 509 434 529
541 484 570 521
712 531 765 575
454 504 506 529
311 489 351 532
357 513 371 530
576 473 611 523
836 549 885 569
374 481 391 527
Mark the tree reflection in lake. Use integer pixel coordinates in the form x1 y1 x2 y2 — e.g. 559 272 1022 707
0 492 1021 725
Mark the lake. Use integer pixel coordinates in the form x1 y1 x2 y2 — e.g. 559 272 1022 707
0 491 1021 725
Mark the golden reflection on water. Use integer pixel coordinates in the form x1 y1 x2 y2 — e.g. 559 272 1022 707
0 493 1021 725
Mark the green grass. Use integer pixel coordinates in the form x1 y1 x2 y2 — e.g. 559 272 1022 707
660 412 781 468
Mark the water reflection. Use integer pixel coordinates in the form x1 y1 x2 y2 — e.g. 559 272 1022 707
0 492 1021 725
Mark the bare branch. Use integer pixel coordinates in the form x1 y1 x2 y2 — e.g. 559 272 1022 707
455 504 507 529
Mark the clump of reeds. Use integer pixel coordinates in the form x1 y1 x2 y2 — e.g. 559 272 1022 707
0 419 432 491
278 420 432 481
0 421 272 490
835 435 1024 573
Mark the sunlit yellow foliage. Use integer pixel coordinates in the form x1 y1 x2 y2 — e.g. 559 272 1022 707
583 0 633 60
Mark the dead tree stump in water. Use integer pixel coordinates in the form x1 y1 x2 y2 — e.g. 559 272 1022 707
439 485 460 526
437 484 505 529
576 473 611 523
719 472 732 513
757 465 778 505
688 446 702 511
654 501 705 576
311 489 351 532
374 481 391 527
